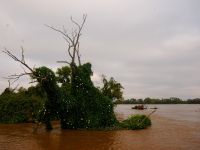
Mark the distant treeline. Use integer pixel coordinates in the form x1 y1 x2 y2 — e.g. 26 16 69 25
115 97 200 104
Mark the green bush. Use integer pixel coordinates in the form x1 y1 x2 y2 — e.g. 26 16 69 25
0 93 43 124
121 114 151 130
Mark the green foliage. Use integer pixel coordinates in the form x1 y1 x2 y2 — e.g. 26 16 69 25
1 64 119 130
56 66 71 85
120 114 151 130
62 63 118 129
33 66 61 130
101 76 124 101
1 88 14 96
33 67 56 85
26 84 46 98
187 98 200 104
0 92 43 124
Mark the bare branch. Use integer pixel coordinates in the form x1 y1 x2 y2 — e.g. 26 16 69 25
72 14 87 64
3 48 54 86
57 61 71 65
62 25 67 34
8 80 11 89
12 84 19 92
68 46 73 59
21 46 25 63
71 14 87 31
20 64 27 74
8 73 32 79
29 80 38 84
70 16 81 30
3 49 34 72
44 24 74 44
46 14 87 66
3 72 32 84
76 42 81 66
63 36 73 59
2 48 36 84
74 14 87 45
63 36 70 45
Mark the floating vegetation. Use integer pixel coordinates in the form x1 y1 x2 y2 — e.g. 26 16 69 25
120 114 151 130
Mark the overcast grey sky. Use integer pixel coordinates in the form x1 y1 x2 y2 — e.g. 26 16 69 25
0 0 200 99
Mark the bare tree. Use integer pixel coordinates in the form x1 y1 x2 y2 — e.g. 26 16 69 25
45 14 87 66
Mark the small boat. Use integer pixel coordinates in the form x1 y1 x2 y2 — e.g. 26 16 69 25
150 107 158 109
132 105 147 110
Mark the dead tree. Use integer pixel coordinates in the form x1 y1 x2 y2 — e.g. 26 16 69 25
45 14 87 97
45 14 87 66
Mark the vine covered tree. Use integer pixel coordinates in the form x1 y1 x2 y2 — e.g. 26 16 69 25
3 15 117 130
46 14 117 128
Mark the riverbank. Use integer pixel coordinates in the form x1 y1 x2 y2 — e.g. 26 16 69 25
0 104 200 150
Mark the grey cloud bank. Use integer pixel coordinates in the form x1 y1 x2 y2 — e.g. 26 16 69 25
0 0 200 99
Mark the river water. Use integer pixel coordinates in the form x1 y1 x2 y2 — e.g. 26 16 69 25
0 104 200 150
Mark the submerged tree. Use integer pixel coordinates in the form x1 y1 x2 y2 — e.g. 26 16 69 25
3 15 117 130
47 14 117 128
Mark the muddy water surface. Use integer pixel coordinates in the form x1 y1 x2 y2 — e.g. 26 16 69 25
0 104 200 150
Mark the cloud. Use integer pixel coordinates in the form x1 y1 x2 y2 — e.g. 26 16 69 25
0 0 200 99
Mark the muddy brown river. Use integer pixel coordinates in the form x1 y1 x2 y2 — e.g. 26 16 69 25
0 104 200 150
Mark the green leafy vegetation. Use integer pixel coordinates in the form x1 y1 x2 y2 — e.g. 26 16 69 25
101 75 124 101
0 64 118 129
120 114 151 130
0 87 44 124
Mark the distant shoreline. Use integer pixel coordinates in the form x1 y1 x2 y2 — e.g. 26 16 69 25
115 98 200 104
116 103 200 104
